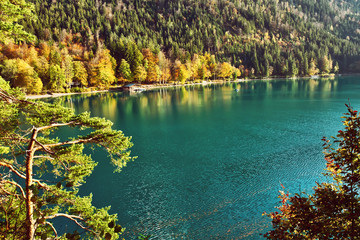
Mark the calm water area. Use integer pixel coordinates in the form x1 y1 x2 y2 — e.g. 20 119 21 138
59 75 360 239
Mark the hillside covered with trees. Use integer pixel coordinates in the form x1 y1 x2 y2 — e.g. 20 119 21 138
1 0 360 93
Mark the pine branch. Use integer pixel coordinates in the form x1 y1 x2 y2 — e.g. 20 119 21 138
0 88 35 105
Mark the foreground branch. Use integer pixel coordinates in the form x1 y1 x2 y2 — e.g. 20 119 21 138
45 213 96 235
0 180 26 199
34 138 95 152
45 222 58 238
0 161 26 180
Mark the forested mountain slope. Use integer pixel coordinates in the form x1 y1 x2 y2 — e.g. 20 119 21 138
22 0 360 75
1 0 360 94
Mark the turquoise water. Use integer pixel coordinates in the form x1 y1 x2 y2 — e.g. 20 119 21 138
62 76 360 239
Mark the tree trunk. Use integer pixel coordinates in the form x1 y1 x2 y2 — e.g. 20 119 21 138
26 128 38 240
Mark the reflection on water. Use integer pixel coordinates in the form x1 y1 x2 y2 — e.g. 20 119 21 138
63 78 340 120
59 76 360 239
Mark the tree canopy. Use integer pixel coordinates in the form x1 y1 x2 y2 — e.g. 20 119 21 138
264 104 360 239
21 0 360 75
0 0 36 44
0 78 134 239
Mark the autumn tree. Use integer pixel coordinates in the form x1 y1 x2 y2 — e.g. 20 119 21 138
27 49 50 85
232 67 241 80
190 54 201 81
1 58 43 94
197 63 210 81
142 48 158 82
308 58 319 76
0 79 133 239
178 64 190 84
172 60 182 82
318 55 333 74
133 65 147 83
216 62 233 79
89 49 116 87
61 54 74 89
158 51 171 84
264 105 360 239
73 61 88 87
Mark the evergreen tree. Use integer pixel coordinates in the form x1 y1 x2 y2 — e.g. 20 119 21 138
0 79 133 239
118 59 132 81
48 64 66 92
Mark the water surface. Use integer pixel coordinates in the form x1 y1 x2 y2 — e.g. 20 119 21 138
62 76 360 239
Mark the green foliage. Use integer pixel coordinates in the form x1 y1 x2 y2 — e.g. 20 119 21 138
134 65 147 83
0 0 36 44
1 58 42 94
264 105 360 239
1 0 360 95
89 49 116 87
118 59 132 81
0 87 133 239
20 0 360 79
48 64 66 92
216 62 233 79
73 61 88 87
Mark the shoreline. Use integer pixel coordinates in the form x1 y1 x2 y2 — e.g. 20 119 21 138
26 79 245 99
25 75 340 100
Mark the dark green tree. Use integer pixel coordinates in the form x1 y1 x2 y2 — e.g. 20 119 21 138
118 59 132 81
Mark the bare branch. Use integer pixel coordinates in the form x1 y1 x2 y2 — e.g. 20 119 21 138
45 222 58 238
33 155 54 161
34 138 95 152
32 180 50 191
0 88 36 105
36 122 81 132
0 161 52 192
1 180 26 199
45 213 96 235
0 161 26 179
1 136 29 143
0 185 21 198
45 213 83 220
34 139 55 155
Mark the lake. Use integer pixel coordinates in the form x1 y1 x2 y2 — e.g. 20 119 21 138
61 75 360 239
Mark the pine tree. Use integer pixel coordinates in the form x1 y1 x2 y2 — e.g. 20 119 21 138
118 59 132 81
0 79 133 239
